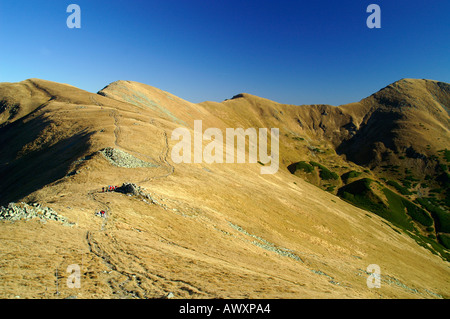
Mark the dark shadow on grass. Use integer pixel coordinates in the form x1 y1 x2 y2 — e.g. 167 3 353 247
0 114 94 206
336 110 403 166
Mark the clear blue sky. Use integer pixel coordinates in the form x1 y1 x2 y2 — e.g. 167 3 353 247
0 0 449 105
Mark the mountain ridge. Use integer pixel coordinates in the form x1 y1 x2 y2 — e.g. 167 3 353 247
0 77 448 299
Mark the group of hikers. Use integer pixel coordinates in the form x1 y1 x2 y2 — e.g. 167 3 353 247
96 184 128 217
96 185 117 218
102 185 118 192
96 210 107 218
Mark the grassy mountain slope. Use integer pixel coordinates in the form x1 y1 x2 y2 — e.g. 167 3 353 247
0 78 448 299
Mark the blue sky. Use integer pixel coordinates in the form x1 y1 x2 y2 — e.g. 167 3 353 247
0 0 449 105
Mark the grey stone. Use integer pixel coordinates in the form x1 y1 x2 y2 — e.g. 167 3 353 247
0 202 73 226
99 147 157 168
166 292 175 299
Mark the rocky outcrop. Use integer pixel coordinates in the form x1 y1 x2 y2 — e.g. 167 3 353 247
0 202 74 226
100 147 157 168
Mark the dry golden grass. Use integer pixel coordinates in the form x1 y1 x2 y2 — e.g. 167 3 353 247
0 78 448 299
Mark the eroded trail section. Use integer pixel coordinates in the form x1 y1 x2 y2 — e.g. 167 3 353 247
85 229 209 298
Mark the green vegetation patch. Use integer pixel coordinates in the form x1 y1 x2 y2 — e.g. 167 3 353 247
381 188 415 231
310 161 339 180
337 178 397 224
341 170 362 184
437 233 450 250
337 179 433 231
336 179 449 261
409 232 450 261
443 149 450 163
403 199 433 227
415 197 450 233
404 175 419 182
382 188 433 228
287 161 314 174
386 180 413 195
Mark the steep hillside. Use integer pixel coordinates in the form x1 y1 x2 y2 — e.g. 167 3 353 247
338 79 449 170
0 78 448 299
198 78 450 257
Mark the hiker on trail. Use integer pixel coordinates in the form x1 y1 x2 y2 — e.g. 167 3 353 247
100 210 106 218
102 187 105 192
